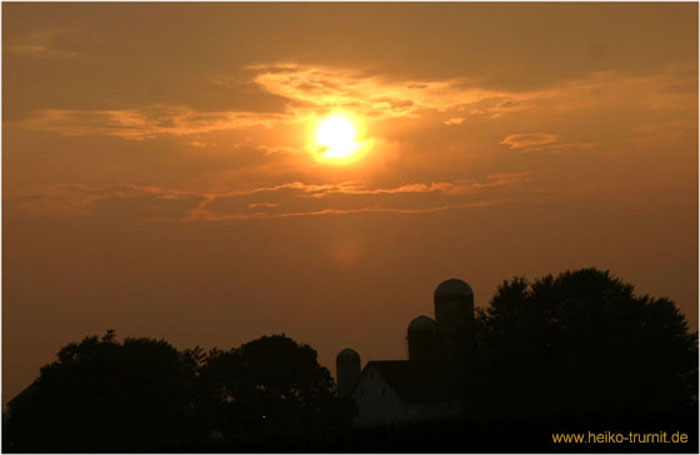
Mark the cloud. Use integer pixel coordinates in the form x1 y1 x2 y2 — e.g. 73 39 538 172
9 61 694 160
7 173 531 222
4 28 80 58
8 62 543 140
9 184 207 221
191 172 531 220
500 133 604 154
15 106 284 140
500 133 559 150
190 140 209 148
247 62 535 120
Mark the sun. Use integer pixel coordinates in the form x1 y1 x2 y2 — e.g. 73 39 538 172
317 115 357 158
311 112 367 165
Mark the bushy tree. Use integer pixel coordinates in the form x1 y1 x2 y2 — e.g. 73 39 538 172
5 331 198 451
473 268 698 418
5 332 351 451
196 334 349 441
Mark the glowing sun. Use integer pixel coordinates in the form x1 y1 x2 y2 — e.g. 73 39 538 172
312 113 367 164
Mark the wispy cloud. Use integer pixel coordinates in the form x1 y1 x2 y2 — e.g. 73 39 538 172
193 175 527 221
500 133 559 150
247 62 537 120
8 61 694 159
443 118 464 126
9 62 546 139
9 184 207 220
4 28 81 58
16 105 284 140
500 133 603 154
7 173 531 222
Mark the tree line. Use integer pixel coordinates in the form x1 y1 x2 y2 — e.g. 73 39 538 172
4 268 698 452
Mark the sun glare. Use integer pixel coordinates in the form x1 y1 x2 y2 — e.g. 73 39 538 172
312 113 367 165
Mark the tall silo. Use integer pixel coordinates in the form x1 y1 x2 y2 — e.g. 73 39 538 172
433 278 475 364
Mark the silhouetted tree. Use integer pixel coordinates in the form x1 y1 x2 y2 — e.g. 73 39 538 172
472 268 698 419
195 334 350 444
9 269 694 452
5 331 198 452
5 332 352 452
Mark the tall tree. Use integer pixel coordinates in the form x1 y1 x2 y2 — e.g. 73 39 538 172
474 268 698 418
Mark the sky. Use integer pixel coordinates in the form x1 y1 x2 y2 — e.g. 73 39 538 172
2 3 698 403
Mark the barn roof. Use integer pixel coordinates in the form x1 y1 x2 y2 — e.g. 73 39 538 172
359 360 458 404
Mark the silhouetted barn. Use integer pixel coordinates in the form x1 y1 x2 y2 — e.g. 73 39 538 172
337 278 474 426
348 360 461 426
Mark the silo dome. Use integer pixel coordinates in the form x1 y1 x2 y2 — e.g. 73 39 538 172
434 278 473 299
408 315 436 334
336 348 360 361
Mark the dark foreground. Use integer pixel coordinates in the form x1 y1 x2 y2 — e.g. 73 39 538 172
183 410 699 453
6 408 696 453
5 270 697 453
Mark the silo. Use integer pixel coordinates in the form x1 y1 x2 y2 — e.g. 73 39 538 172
407 315 437 366
336 348 361 397
433 278 475 363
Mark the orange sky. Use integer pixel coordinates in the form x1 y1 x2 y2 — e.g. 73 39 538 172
3 3 698 404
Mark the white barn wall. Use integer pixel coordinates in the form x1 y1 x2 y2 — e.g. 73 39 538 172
352 366 408 426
